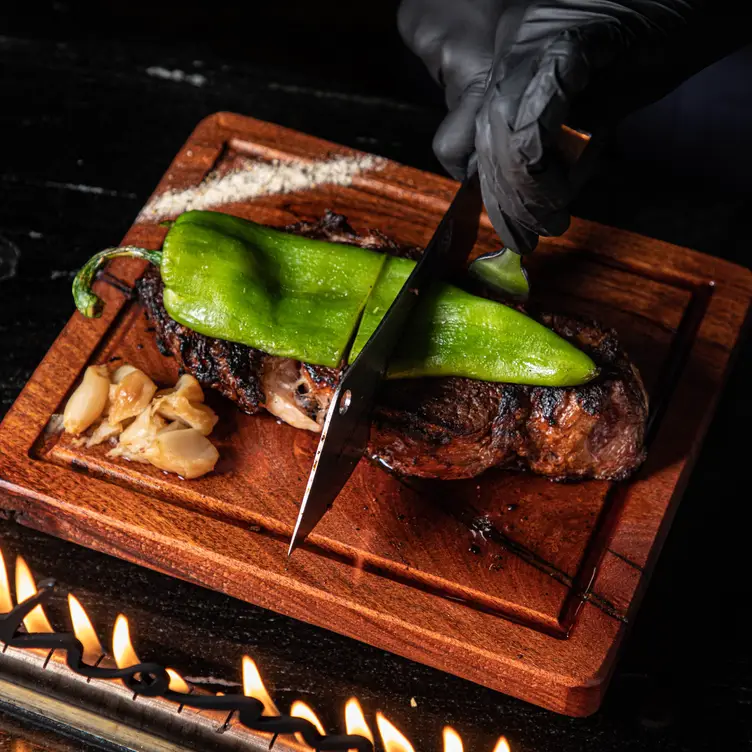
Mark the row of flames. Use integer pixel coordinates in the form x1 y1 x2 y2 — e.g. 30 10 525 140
1 549 510 751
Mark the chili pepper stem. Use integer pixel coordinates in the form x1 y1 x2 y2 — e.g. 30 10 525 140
72 246 163 318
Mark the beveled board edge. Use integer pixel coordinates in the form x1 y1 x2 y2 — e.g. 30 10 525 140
0 112 750 716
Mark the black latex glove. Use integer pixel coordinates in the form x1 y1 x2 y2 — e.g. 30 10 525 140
398 0 745 247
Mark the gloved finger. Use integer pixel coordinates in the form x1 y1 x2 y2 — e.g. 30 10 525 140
397 0 447 86
479 169 541 253
474 50 572 238
397 0 499 108
441 42 495 112
433 76 489 180
476 112 572 239
474 24 620 237
495 24 619 230
476 112 565 239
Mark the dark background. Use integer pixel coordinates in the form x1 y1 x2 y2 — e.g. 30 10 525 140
1 2 751 750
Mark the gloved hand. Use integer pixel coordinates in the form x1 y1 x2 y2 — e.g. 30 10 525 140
398 0 743 247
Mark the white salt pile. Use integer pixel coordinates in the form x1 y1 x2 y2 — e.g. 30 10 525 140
137 154 384 222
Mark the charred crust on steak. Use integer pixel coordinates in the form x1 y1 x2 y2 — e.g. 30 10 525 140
302 363 341 389
137 267 267 414
285 210 423 261
136 211 649 482
532 388 564 426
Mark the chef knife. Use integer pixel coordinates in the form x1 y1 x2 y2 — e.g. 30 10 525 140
288 160 484 555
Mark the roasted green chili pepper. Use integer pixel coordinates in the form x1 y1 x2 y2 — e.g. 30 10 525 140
73 210 597 386
75 211 387 367
351 256 596 385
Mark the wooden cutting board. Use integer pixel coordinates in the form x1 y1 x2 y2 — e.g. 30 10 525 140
1 113 749 717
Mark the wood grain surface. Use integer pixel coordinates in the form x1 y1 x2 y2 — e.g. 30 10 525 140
0 112 749 717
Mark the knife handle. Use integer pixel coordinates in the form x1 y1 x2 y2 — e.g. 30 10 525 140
555 125 591 165
555 125 600 192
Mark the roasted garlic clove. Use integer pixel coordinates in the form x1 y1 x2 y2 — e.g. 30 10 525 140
152 374 217 436
108 367 158 426
75 365 221 479
108 405 166 463
156 373 204 404
86 419 123 447
146 428 219 479
111 364 139 383
63 365 110 435
154 397 218 435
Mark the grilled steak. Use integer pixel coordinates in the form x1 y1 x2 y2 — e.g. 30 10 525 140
137 212 648 481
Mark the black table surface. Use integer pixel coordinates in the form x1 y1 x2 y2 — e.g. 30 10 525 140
1 3 751 751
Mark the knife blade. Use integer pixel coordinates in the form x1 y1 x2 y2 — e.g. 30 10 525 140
288 162 484 555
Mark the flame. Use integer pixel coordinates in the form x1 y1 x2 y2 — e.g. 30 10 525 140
291 701 325 733
166 668 190 693
112 614 141 668
345 698 374 744
376 713 415 752
242 655 279 715
14 556 53 633
493 738 511 752
291 700 325 746
67 594 104 664
0 549 12 614
443 727 463 752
